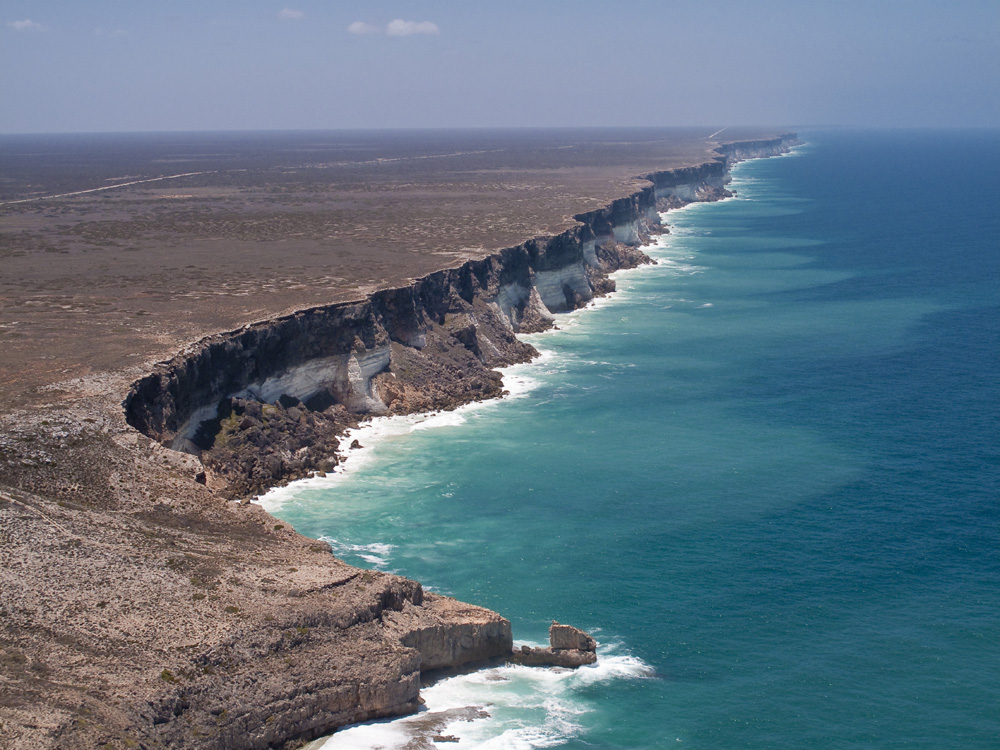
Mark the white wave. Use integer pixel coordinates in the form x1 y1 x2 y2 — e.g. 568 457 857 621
319 537 395 569
411 410 468 431
500 367 545 399
304 722 409 750
255 415 421 512
312 647 654 750
256 386 535 512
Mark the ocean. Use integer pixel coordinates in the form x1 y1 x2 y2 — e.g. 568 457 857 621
263 130 1000 749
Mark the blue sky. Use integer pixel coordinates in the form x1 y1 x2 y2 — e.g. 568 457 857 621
1 0 997 133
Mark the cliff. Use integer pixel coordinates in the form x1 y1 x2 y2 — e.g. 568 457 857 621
124 135 799 499
0 134 798 750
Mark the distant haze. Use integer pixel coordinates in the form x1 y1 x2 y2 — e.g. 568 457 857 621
1 0 997 133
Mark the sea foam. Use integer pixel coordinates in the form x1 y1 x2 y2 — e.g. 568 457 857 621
318 537 395 569
311 644 654 750
256 383 539 513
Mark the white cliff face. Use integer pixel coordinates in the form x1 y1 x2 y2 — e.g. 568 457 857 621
656 183 698 202
533 264 593 311
493 282 532 326
521 286 555 326
612 219 641 245
234 346 391 414
654 169 733 203
178 346 394 442
162 246 612 446
237 356 345 405
333 347 392 413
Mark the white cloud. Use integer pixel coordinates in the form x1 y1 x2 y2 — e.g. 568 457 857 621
347 21 381 35
386 19 440 37
348 19 440 37
7 19 45 32
278 8 305 21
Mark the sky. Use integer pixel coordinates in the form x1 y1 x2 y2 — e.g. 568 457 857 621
1 0 998 133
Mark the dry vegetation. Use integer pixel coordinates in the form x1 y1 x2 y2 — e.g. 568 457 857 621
0 129 777 409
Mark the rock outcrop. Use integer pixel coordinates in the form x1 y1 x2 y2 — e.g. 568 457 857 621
0 419 513 750
510 622 599 668
385 594 514 672
142 576 510 750
550 621 598 651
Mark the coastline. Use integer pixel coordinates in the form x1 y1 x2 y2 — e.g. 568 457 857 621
124 135 801 501
0 133 799 749
271 148 802 748
256 242 663 516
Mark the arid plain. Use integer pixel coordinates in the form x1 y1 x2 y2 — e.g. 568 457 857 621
0 128 776 408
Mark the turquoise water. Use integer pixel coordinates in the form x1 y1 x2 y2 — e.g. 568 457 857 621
267 131 1000 748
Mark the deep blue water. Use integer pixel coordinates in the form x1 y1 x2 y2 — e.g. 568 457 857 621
268 130 1000 749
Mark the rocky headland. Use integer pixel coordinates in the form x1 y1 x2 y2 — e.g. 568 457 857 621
0 133 798 749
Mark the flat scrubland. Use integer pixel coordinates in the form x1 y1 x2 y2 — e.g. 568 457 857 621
0 128 776 409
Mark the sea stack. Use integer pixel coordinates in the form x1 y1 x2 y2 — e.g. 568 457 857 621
510 621 599 668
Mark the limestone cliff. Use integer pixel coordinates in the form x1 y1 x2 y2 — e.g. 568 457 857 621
124 135 799 500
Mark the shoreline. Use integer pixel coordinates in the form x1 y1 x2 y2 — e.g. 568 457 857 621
0 133 800 750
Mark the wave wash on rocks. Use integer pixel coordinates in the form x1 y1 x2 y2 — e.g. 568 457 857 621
124 136 799 500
